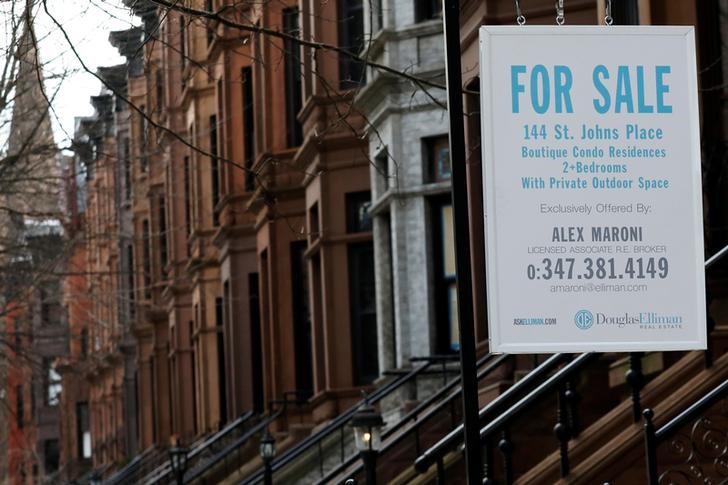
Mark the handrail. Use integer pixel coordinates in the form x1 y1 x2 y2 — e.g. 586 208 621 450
414 352 569 473
145 410 256 483
643 379 728 484
104 449 146 484
385 354 502 439
184 404 288 483
478 353 596 439
106 445 165 485
321 354 507 483
654 378 727 440
241 356 449 484
705 243 728 269
189 411 256 459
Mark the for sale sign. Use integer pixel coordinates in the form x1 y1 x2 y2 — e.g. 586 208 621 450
479 26 706 353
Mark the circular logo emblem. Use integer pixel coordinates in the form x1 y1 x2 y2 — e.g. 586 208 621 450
574 310 594 330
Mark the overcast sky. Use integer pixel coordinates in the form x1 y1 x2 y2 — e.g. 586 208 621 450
35 0 140 148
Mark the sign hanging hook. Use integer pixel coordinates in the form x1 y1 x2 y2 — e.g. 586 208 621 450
515 0 526 25
555 0 564 25
604 0 613 25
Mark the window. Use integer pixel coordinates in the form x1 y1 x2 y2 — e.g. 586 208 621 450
189 319 198 434
16 384 23 429
14 320 21 351
31 377 36 418
414 0 441 23
348 243 378 385
376 0 384 30
80 328 89 358
216 80 226 196
40 282 61 325
613 0 639 24
179 15 187 83
338 0 365 88
156 69 164 112
309 203 320 240
44 359 62 406
346 191 372 233
44 439 59 474
158 195 168 274
205 0 215 45
431 196 458 353
375 149 390 193
291 242 313 397
249 273 264 413
210 115 220 225
215 297 227 424
142 219 151 299
184 156 192 239
76 402 91 459
283 8 303 147
242 67 255 191
127 244 135 320
122 138 131 200
425 135 451 183
139 105 148 172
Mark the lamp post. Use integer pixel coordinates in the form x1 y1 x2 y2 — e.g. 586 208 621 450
259 429 276 485
351 404 384 485
168 445 189 485
89 470 102 485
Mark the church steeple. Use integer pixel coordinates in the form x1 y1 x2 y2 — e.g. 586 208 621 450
5 3 61 223
9 5 56 158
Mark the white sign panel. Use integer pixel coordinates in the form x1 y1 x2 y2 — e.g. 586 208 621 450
480 26 706 353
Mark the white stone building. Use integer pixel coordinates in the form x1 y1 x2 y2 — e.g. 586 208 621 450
356 0 456 370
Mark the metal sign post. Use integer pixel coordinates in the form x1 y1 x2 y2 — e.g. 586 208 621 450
442 0 482 481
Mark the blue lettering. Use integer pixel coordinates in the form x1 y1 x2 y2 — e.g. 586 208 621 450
531 64 550 114
511 65 526 113
636 66 654 113
656 65 672 113
593 65 610 114
554 65 573 113
615 66 634 113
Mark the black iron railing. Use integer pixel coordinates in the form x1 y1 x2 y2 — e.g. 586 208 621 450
140 410 256 484
184 397 300 484
241 355 459 484
479 353 597 482
105 445 166 485
414 352 572 475
104 448 148 485
643 379 728 484
322 353 508 483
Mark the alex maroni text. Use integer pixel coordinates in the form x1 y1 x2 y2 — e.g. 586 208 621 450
550 225 642 242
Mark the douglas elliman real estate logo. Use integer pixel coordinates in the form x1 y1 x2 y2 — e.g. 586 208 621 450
574 310 683 330
574 310 595 330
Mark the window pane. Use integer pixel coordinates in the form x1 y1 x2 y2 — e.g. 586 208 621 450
426 136 451 183
346 191 372 233
83 432 92 459
48 368 61 406
449 284 459 351
441 205 455 277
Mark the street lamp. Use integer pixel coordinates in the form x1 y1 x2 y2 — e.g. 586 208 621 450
351 404 384 485
259 429 276 485
168 445 189 485
89 470 102 485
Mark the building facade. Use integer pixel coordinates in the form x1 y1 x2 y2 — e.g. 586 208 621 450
356 0 456 371
0 10 69 485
